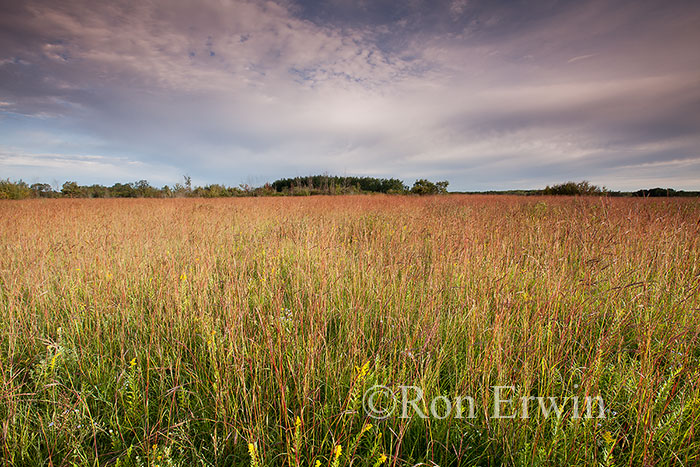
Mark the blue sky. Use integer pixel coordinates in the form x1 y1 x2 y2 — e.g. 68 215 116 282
1 0 699 190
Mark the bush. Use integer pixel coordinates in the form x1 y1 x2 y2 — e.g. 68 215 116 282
542 181 606 196
410 179 449 195
0 179 33 199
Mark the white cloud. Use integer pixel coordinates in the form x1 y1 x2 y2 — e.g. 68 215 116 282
567 54 596 64
0 147 180 185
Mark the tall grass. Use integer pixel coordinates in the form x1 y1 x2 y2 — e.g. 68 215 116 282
0 195 698 466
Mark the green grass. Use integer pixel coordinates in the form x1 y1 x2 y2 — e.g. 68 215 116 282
1 195 698 466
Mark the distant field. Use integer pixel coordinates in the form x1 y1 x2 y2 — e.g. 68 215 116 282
1 196 698 466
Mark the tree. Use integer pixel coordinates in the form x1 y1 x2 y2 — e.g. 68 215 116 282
134 180 160 197
85 184 108 198
542 181 606 196
0 179 32 199
31 183 54 198
61 181 83 198
110 182 136 198
436 180 449 194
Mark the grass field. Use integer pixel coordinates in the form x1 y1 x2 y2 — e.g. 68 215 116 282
1 195 699 466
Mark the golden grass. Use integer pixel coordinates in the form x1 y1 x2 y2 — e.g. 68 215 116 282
1 195 699 466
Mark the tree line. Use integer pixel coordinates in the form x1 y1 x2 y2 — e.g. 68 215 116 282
1 177 697 200
0 176 450 199
462 181 700 197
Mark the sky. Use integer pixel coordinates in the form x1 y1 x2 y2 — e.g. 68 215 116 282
1 0 699 191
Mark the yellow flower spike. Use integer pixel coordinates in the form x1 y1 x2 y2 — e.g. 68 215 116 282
378 454 387 464
49 352 59 370
361 423 372 435
180 272 187 281
334 445 342 459
355 361 370 381
315 461 321 467
129 358 137 368
248 443 256 456
602 431 614 446
295 416 302 428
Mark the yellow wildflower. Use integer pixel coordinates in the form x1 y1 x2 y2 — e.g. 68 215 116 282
355 361 370 380
602 431 614 446
334 445 342 459
49 352 60 370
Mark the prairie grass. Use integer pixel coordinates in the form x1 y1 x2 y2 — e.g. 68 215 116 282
0 195 699 466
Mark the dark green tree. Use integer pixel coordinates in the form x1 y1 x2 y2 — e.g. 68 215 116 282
61 181 83 198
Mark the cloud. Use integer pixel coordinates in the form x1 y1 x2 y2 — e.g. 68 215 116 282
0 146 181 185
0 0 699 190
567 54 596 64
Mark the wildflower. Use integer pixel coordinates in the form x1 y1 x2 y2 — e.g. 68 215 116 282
355 361 370 380
331 446 342 467
315 461 321 467
295 416 302 428
180 272 187 281
49 352 60 370
129 358 137 368
361 423 372 435
375 454 387 466
248 442 261 467
602 431 614 446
